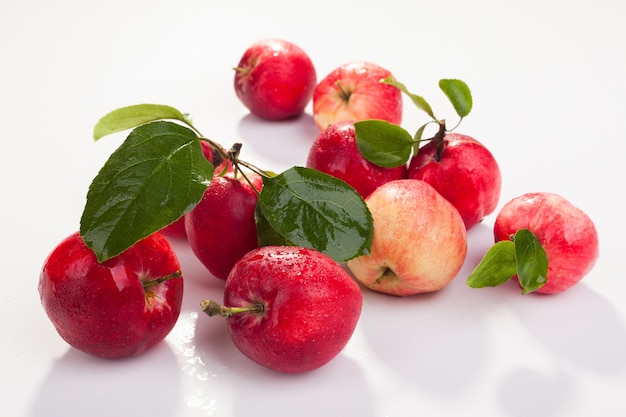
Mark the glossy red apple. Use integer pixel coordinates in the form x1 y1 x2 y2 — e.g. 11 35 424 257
312 61 402 130
494 192 599 294
233 38 317 120
160 140 233 240
185 172 263 280
306 120 407 198
347 179 467 296
407 132 502 230
38 231 184 359
201 245 362 373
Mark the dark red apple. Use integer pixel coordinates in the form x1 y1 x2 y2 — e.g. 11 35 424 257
201 245 362 373
185 172 263 280
38 231 184 359
233 38 317 120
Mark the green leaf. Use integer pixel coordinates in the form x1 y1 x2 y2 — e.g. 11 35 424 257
439 79 473 118
354 120 414 168
80 121 214 262
258 166 373 262
381 76 436 120
467 240 517 288
93 104 192 140
514 229 548 294
254 205 294 247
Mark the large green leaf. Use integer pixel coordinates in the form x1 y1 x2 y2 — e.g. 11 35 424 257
354 120 414 168
466 240 517 288
93 104 192 140
80 121 213 262
439 79 473 118
258 167 373 262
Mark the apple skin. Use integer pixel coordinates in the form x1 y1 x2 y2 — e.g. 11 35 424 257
407 133 502 230
494 192 599 294
234 38 317 120
38 231 184 359
160 140 233 240
221 246 362 373
347 179 467 296
185 172 263 280
306 120 407 198
312 61 402 130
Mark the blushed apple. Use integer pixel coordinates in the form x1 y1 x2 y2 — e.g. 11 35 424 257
201 245 362 373
234 38 317 120
38 231 184 359
313 61 402 130
408 132 502 230
494 192 599 294
185 172 263 280
306 120 407 198
347 179 467 296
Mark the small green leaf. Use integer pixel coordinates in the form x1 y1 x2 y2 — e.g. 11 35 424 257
354 120 414 168
80 121 214 262
258 166 373 262
439 79 473 118
93 104 192 140
514 229 548 294
381 76 436 120
467 240 517 288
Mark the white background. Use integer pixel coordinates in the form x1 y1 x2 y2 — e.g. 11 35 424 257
2 1 625 416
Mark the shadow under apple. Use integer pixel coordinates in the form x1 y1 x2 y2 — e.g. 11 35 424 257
30 342 180 417
236 112 319 173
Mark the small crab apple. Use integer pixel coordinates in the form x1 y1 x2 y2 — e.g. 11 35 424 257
306 120 407 198
347 179 467 296
160 140 233 240
312 61 403 130
494 192 599 294
201 245 362 373
408 131 502 230
38 231 184 359
234 38 317 120
185 171 264 280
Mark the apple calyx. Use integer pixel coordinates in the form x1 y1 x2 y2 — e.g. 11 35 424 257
142 270 183 290
200 299 264 318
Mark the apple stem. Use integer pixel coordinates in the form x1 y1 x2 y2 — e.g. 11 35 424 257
334 80 352 102
200 299 264 318
433 120 447 162
142 270 182 290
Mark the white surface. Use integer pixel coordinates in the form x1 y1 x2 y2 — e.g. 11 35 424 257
2 1 625 416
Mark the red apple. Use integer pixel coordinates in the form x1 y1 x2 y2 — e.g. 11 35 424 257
201 245 362 373
306 120 407 198
185 172 263 280
347 179 467 296
38 231 184 359
312 61 402 130
233 38 317 120
407 132 501 230
160 140 233 240
494 192 599 294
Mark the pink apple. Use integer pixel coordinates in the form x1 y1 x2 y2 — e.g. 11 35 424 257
185 172 263 280
233 38 317 120
201 245 362 373
494 192 599 294
312 61 402 130
408 132 502 230
306 120 407 198
38 231 184 359
347 179 467 296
